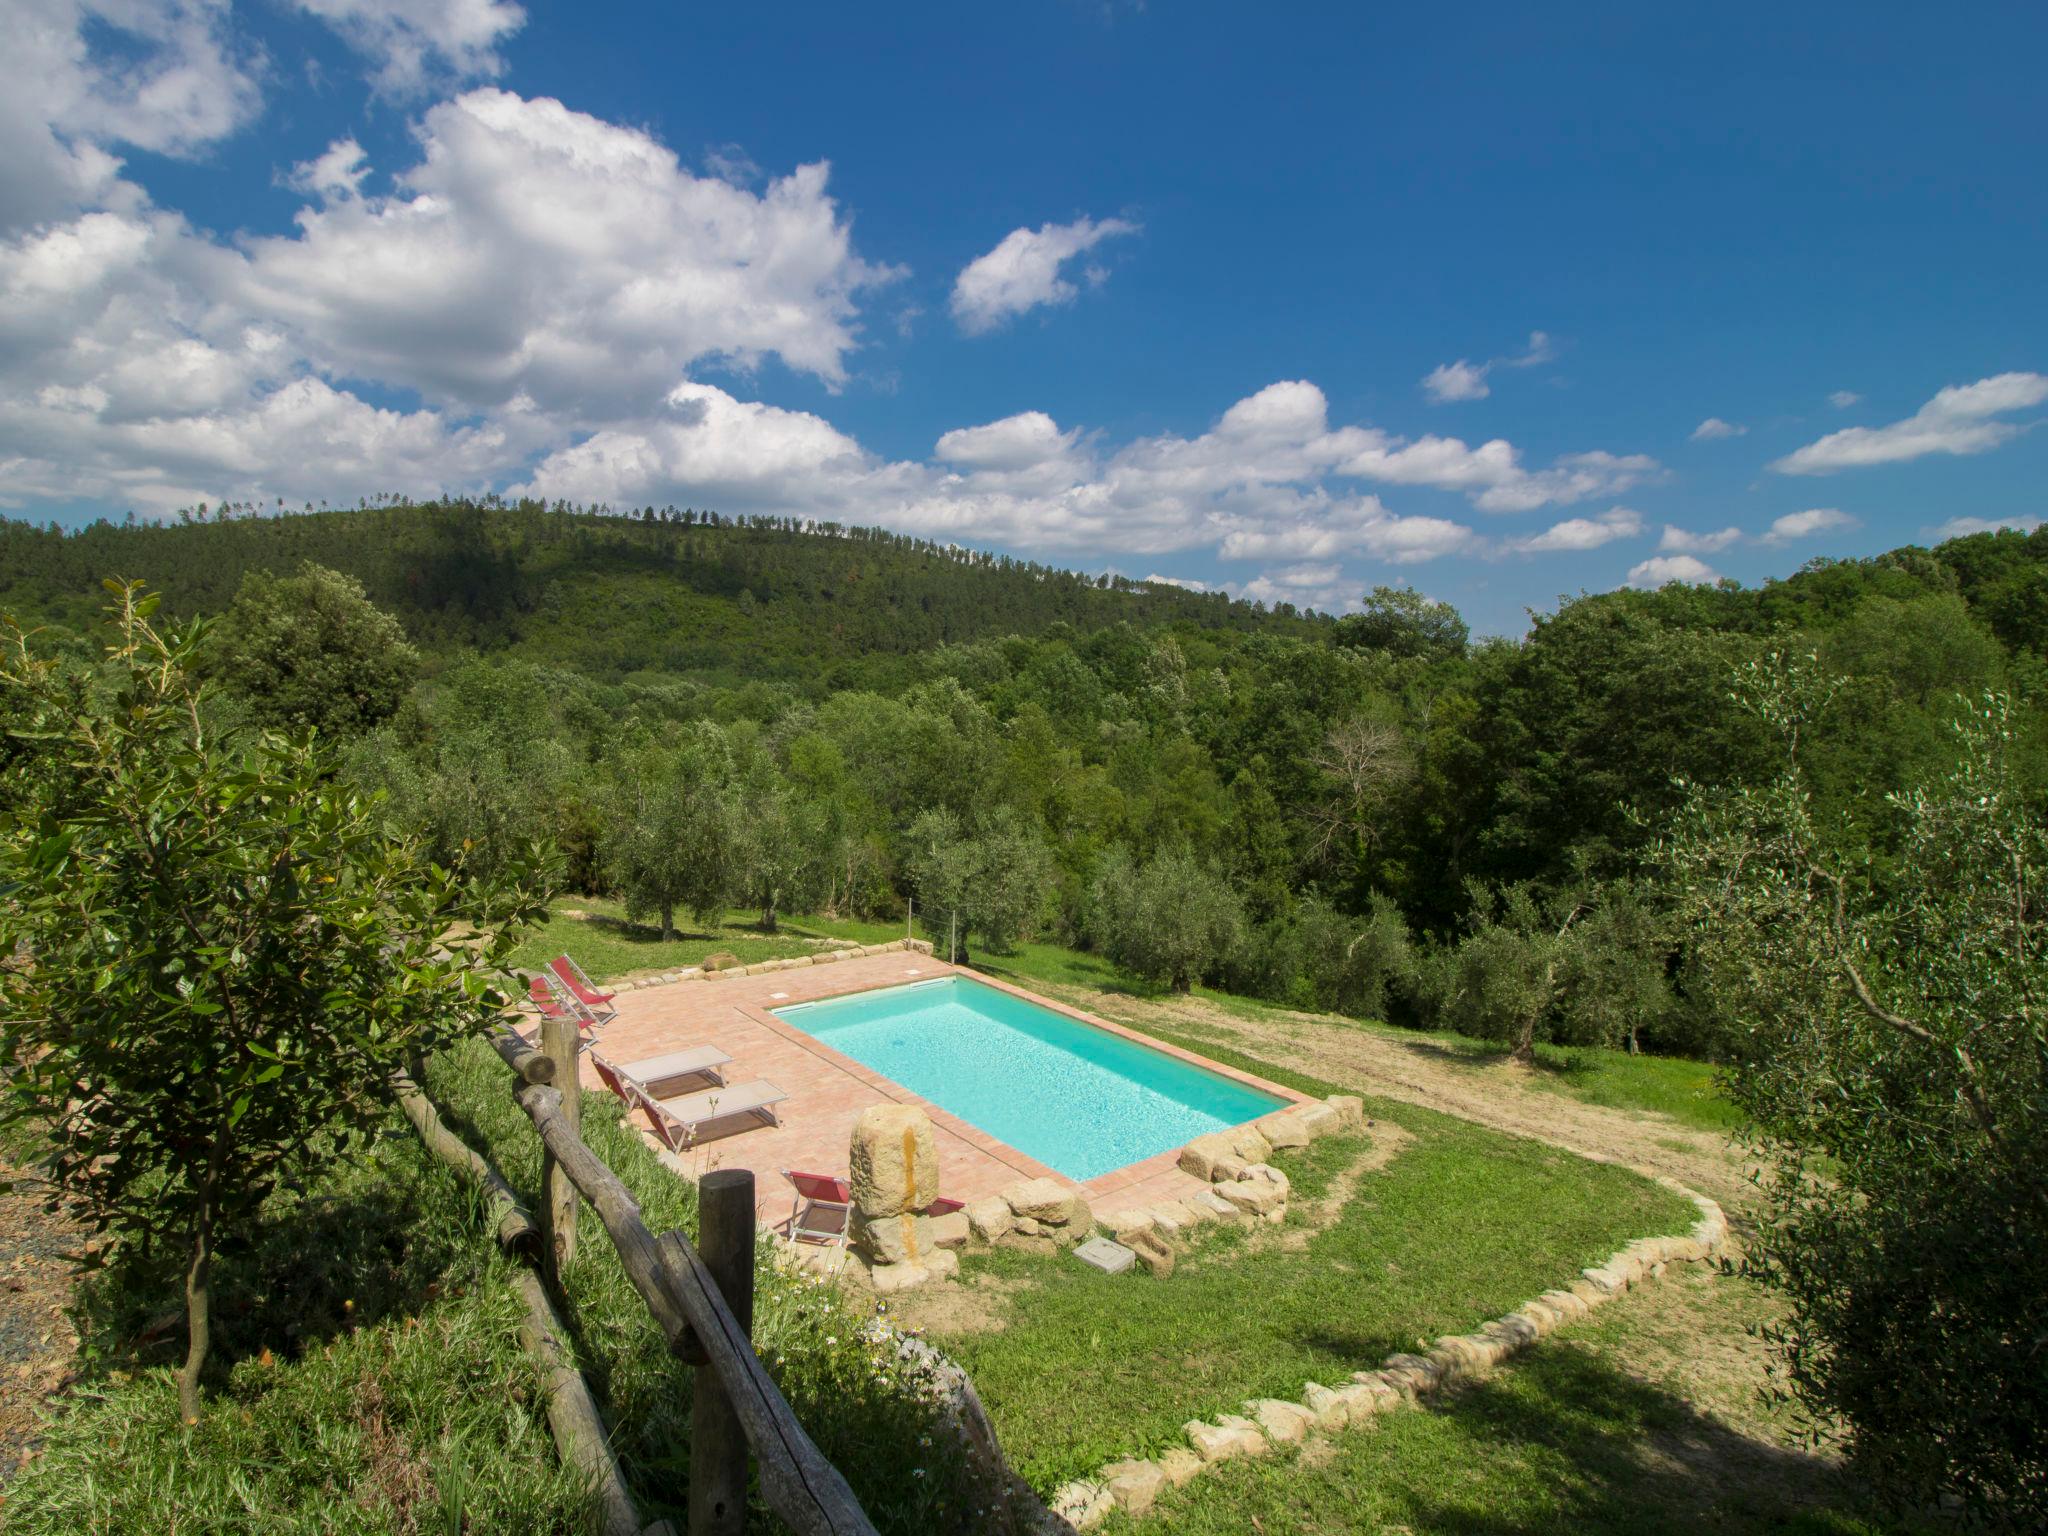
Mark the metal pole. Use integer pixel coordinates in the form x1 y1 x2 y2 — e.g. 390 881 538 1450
689 1169 756 1536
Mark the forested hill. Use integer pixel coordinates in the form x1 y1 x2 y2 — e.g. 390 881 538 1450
0 500 1323 687
7 498 2048 999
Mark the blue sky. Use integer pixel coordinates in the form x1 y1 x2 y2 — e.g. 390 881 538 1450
2 1 2043 633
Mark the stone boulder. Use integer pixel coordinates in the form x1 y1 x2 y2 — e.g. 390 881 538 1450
1049 1480 1112 1531
1294 1101 1341 1138
1215 1176 1285 1219
1324 1094 1366 1132
926 1210 971 1249
1185 1416 1266 1463
1100 1459 1166 1516
1227 1124 1274 1164
964 1197 1013 1243
1247 1398 1315 1445
1176 1130 1237 1181
1259 1114 1311 1151
1001 1176 1077 1224
850 1209 928 1267
849 1104 939 1218
869 1261 929 1295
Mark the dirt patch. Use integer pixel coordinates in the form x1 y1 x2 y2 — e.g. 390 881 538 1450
882 1268 1041 1337
353 1377 439 1531
0 1157 88 1481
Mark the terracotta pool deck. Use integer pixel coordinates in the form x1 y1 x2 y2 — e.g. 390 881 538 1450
573 950 1310 1233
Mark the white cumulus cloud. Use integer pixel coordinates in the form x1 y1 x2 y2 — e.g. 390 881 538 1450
0 0 263 234
1422 359 1491 403
1760 508 1858 545
1627 554 1719 588
1237 563 1358 614
236 90 899 409
1660 524 1743 554
1829 390 1862 409
1925 514 2042 540
1507 506 1643 554
1691 417 1746 441
1773 372 2048 474
950 216 1138 335
1420 330 1554 404
285 0 526 95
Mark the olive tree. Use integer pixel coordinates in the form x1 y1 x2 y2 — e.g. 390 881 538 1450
603 731 738 939
0 585 548 1424
902 808 1050 961
1666 655 2047 1521
1088 846 1244 992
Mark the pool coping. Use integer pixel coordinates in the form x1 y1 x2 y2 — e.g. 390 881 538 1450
742 961 1311 1198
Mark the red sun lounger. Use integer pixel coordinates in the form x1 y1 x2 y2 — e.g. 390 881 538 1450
547 954 617 1025
782 1170 853 1246
527 974 598 1040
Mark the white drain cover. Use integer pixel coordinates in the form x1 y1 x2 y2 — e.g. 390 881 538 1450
1073 1237 1136 1275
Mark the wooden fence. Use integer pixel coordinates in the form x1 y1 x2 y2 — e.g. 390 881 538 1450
402 1012 878 1536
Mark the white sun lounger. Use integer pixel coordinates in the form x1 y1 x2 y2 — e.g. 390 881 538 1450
615 1044 731 1096
640 1078 787 1150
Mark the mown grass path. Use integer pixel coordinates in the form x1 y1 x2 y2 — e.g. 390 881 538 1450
982 963 1755 1212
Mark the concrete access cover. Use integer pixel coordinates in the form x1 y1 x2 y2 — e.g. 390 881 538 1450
1073 1236 1136 1275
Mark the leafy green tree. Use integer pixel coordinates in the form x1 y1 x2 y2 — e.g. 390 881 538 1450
1334 586 1469 661
905 808 980 961
604 732 737 939
1549 879 1675 1055
1425 882 1589 1060
736 775 828 933
901 808 1050 959
0 585 547 1423
1294 893 1418 1022
1088 846 1244 992
1667 657 2047 1521
970 807 1052 954
206 561 420 736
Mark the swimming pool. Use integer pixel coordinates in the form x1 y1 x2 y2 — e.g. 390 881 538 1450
772 975 1287 1181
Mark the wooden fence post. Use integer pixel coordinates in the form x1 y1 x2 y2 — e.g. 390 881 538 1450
689 1169 756 1536
540 1010 581 1282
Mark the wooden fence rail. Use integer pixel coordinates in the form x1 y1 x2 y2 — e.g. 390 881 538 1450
489 1031 879 1536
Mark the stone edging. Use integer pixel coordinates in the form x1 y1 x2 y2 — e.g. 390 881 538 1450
1046 1177 1732 1528
533 936 935 994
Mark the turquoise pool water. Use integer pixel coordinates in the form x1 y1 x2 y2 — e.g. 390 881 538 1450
772 975 1286 1181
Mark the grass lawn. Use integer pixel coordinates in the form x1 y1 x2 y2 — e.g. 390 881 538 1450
928 1070 1697 1489
1099 1326 1890 1536
502 897 907 981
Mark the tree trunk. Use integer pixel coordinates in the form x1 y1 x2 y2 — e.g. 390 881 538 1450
1512 1014 1538 1064
661 903 675 942
177 1199 214 1424
761 893 778 934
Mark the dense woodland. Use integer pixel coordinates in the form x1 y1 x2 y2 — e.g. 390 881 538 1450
6 498 2047 1059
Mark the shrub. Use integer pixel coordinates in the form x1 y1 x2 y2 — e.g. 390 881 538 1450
1667 657 2047 1522
0 584 547 1422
